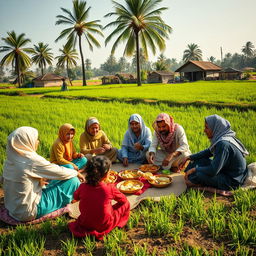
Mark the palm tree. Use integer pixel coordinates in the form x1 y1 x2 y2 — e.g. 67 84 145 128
31 42 53 76
55 0 103 86
0 31 32 87
104 0 171 86
208 56 216 63
56 42 79 86
241 41 255 59
182 43 202 62
11 66 35 85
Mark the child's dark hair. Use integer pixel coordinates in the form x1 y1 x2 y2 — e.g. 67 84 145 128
86 155 111 186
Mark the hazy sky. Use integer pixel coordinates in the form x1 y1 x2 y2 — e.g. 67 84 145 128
1 0 256 68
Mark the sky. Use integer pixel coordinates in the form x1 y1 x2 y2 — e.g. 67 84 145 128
0 0 256 69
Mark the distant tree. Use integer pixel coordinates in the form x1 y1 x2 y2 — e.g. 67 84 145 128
11 66 35 85
154 61 168 71
56 42 79 86
31 42 53 76
104 0 171 86
208 56 216 63
118 57 130 73
157 53 167 63
0 31 33 87
85 58 92 70
241 41 255 59
56 0 103 86
101 54 119 74
182 43 202 62
0 65 5 81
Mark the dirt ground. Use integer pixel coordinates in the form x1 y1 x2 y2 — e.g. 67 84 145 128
1 185 247 256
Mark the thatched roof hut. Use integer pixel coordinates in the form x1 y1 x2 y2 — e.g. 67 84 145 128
33 73 66 87
175 61 222 81
148 71 174 83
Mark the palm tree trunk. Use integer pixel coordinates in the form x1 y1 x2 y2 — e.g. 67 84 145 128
41 67 44 76
66 61 73 86
78 35 87 86
135 32 142 86
15 54 21 88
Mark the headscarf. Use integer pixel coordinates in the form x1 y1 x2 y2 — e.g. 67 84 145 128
5 126 39 163
153 113 178 153
84 117 103 141
58 123 75 161
205 114 249 156
123 114 147 146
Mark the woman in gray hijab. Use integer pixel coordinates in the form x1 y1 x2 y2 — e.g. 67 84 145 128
182 114 249 190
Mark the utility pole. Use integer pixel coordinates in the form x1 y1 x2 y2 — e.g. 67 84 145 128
220 47 223 62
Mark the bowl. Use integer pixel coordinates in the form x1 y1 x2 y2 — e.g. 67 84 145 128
148 174 172 188
102 170 118 184
118 169 140 180
139 164 160 173
116 180 144 194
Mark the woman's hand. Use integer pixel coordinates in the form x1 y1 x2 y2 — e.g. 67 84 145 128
73 164 79 171
148 152 155 164
134 142 143 151
102 144 111 151
179 156 190 170
123 157 128 167
184 167 196 180
39 178 49 187
77 172 85 183
93 147 106 154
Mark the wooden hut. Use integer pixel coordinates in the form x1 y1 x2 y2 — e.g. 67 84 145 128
175 61 222 81
219 68 242 80
147 71 174 83
33 73 66 87
115 73 136 83
101 75 121 85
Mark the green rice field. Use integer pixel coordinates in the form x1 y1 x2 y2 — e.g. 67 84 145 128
0 80 255 255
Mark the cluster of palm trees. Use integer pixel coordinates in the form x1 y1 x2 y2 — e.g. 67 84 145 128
0 0 171 87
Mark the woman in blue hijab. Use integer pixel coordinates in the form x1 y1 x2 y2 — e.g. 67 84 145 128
118 114 152 166
182 114 249 190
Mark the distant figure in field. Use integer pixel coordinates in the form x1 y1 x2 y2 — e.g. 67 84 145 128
181 114 249 190
68 155 130 240
147 113 191 172
79 117 117 162
118 114 152 166
61 78 68 91
50 123 87 171
2 126 85 221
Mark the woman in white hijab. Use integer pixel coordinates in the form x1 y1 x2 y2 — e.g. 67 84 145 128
182 115 248 190
3 126 85 221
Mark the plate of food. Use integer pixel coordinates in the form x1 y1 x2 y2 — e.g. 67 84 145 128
118 169 140 180
148 174 172 188
139 164 160 173
102 170 118 184
117 180 144 194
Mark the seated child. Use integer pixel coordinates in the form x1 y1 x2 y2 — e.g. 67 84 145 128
50 123 87 171
68 155 130 240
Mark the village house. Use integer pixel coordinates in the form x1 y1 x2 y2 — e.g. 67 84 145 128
175 61 222 81
33 73 66 87
147 71 174 83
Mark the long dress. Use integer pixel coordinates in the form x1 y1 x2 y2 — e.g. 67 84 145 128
68 182 130 240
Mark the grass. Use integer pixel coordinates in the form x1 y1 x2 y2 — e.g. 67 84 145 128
0 81 255 255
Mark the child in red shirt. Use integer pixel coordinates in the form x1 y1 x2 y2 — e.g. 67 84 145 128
68 155 130 240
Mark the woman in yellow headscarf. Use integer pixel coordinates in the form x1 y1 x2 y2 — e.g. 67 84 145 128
79 117 117 163
50 123 87 170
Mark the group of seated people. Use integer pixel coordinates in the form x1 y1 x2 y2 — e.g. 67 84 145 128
2 113 249 239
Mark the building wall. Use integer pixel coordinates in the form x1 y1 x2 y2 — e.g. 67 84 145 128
34 80 62 87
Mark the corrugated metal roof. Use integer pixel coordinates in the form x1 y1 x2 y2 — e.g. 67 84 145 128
175 61 222 72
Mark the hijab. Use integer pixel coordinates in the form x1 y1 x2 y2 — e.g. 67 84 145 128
205 114 249 156
58 123 75 161
84 117 103 141
153 113 178 153
5 126 39 164
123 114 148 146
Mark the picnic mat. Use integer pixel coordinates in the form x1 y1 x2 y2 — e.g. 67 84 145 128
68 163 187 219
0 205 70 226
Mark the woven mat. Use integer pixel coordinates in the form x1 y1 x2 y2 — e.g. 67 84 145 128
68 163 187 219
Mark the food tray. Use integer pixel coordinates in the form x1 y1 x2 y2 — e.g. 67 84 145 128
116 180 144 194
103 170 118 184
139 164 160 173
148 174 172 188
118 169 140 180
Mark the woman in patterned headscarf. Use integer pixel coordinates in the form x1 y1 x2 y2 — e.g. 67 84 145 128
183 114 249 190
118 114 152 166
